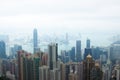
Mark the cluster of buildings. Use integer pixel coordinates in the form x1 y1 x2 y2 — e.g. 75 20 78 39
0 29 120 80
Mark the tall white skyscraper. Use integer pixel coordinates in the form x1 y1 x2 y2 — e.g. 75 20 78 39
33 28 38 53
39 66 49 80
48 43 58 70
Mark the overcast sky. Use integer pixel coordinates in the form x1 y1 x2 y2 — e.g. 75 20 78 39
0 0 120 46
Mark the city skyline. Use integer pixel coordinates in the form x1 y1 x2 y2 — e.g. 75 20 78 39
0 0 120 80
0 0 120 48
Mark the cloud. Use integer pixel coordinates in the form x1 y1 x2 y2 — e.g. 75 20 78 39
0 0 120 35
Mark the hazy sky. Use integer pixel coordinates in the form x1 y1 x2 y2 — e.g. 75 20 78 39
0 0 120 46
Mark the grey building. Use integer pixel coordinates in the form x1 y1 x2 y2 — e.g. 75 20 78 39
48 43 58 70
76 40 82 62
0 41 6 58
33 28 38 53
110 41 120 63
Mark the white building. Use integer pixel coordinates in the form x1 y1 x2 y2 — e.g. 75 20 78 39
39 66 49 80
48 43 58 70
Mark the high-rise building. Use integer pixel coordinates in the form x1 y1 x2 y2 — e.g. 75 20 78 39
76 40 82 62
48 43 58 70
84 48 92 60
65 64 70 80
18 50 41 80
77 62 83 80
84 39 92 59
61 50 69 63
83 54 95 80
60 63 66 80
90 63 103 80
70 47 75 62
69 72 77 80
10 44 22 58
0 59 2 76
17 50 25 80
0 35 9 56
33 28 38 53
86 39 90 48
49 69 61 80
0 41 6 58
110 41 120 64
18 50 33 80
42 53 48 66
39 66 49 80
32 53 41 80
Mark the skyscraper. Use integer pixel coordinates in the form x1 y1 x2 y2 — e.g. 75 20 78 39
84 39 92 59
86 39 90 48
60 63 66 80
69 47 75 62
83 54 95 80
10 44 22 58
39 66 49 80
33 28 38 53
0 35 9 55
49 69 61 80
76 40 82 62
110 41 120 64
65 64 70 80
48 43 58 70
0 41 6 58
90 63 103 80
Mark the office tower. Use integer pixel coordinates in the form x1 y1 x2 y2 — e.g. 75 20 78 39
18 50 33 80
49 69 61 80
1 59 18 80
0 59 2 76
77 62 83 80
65 51 70 63
92 47 100 60
33 28 38 53
70 47 75 62
68 63 78 80
84 39 92 59
11 44 22 58
48 43 58 70
65 64 70 80
18 50 26 80
84 48 92 60
0 35 9 56
92 47 108 63
23 54 34 80
39 66 49 80
83 54 95 80
69 72 77 80
60 63 66 80
61 50 69 63
42 53 48 66
18 50 41 80
110 41 120 64
0 41 6 58
86 39 90 48
32 53 42 80
76 40 82 62
14 45 22 52
90 63 103 80
115 67 120 80
103 68 110 80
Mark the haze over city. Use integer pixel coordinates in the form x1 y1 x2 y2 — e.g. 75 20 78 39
0 0 120 80
0 0 120 48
